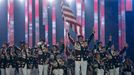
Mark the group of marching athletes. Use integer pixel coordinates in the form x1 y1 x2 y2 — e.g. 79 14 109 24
0 30 134 75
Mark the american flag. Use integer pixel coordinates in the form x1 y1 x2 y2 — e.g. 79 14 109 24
60 0 83 56
61 0 82 35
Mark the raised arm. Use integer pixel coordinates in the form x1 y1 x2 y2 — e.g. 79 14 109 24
119 43 128 55
92 39 97 53
106 35 112 50
68 33 75 45
59 42 64 54
87 31 95 44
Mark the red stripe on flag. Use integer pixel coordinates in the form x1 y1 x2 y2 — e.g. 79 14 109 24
62 6 73 13
62 11 76 19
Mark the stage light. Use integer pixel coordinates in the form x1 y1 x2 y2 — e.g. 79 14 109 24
19 0 24 3
66 0 73 4
0 0 3 3
48 0 54 3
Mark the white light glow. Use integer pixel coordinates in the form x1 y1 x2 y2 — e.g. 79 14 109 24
19 0 24 3
66 0 73 4
0 0 3 3
48 0 54 3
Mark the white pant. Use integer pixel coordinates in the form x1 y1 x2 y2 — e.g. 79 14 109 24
38 64 49 75
109 69 114 75
43 64 49 75
75 61 87 75
31 68 38 75
19 68 23 75
38 65 43 75
6 68 10 75
109 67 119 75
22 65 27 75
1 69 5 75
18 65 27 75
115 67 119 75
53 69 64 75
124 72 132 75
27 69 31 75
6 66 15 75
97 68 104 75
